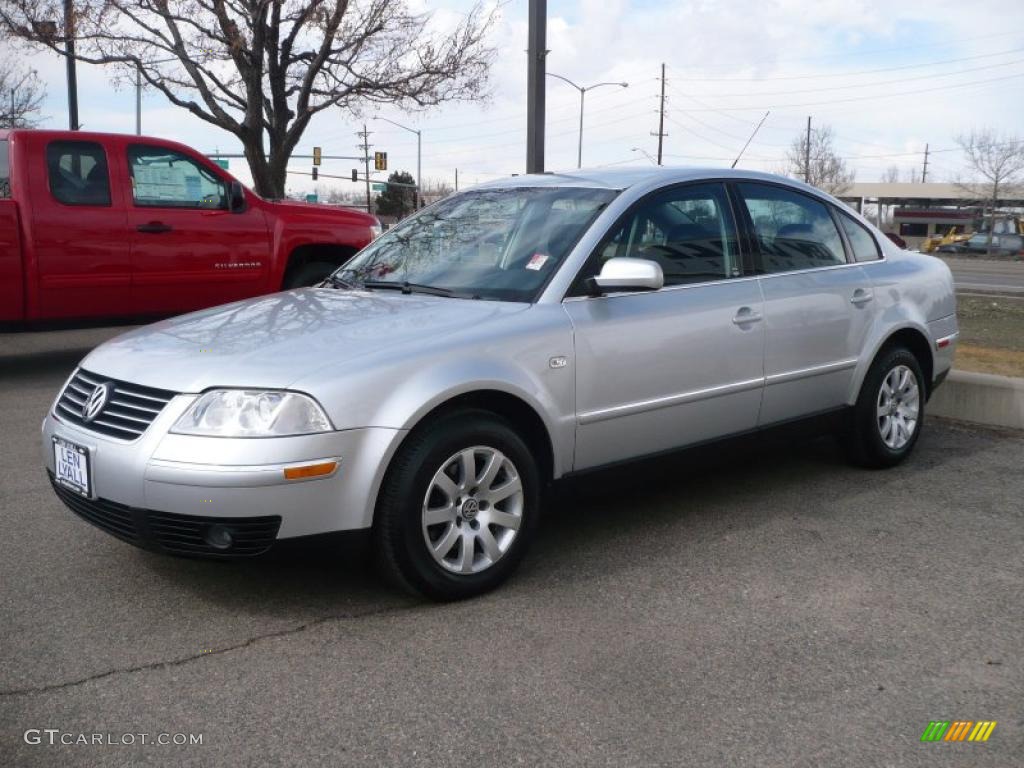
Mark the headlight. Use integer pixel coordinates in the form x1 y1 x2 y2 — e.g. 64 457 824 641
171 390 333 437
369 223 382 240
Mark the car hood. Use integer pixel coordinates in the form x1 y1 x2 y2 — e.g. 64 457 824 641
81 289 530 393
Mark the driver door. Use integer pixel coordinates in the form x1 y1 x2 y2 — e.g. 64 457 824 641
564 182 766 470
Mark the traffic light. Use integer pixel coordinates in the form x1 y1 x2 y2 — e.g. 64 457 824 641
311 166 318 181
374 151 387 171
351 168 358 182
313 146 322 166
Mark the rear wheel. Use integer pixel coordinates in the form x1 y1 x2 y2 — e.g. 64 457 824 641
843 346 925 468
374 409 540 600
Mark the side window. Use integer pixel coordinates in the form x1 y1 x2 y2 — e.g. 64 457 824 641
584 183 741 288
838 211 881 262
46 141 112 206
738 183 846 272
0 138 10 198
128 145 227 209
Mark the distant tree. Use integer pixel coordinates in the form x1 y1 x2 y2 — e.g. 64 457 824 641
375 170 417 217
0 57 43 127
785 124 854 195
880 166 900 183
955 129 1024 255
0 0 495 198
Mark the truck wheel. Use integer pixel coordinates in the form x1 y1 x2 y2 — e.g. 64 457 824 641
374 409 541 601
283 261 336 289
843 346 925 469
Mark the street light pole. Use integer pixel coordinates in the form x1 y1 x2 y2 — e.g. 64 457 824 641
546 74 627 168
135 70 141 135
372 116 422 209
64 0 79 130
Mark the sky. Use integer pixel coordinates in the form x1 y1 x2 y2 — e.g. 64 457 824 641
7 0 1024 196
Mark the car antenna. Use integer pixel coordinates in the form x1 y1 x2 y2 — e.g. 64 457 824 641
731 111 770 169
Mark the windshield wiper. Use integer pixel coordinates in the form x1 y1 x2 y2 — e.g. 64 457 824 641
361 280 455 297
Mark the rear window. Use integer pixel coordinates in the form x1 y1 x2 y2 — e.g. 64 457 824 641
0 139 9 198
46 140 112 206
838 212 881 262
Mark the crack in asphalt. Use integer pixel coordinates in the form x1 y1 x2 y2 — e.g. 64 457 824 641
0 601 417 698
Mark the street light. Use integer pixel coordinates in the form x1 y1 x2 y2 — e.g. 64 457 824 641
372 116 422 209
135 57 178 135
547 73 628 168
631 147 657 165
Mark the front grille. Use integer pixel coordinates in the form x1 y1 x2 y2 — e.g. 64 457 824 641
55 369 176 441
48 472 281 558
50 477 139 543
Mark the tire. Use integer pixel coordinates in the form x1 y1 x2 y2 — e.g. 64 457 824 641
843 346 925 468
374 409 541 601
283 261 336 289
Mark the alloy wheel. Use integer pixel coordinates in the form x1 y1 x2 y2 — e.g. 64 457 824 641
876 364 920 450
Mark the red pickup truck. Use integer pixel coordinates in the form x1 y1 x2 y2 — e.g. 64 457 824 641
0 129 379 326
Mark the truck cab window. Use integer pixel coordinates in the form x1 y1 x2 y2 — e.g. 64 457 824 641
128 145 227 209
46 141 112 207
0 139 10 198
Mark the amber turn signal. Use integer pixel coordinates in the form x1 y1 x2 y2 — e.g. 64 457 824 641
283 461 338 480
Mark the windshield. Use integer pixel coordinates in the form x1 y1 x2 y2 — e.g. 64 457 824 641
334 186 617 301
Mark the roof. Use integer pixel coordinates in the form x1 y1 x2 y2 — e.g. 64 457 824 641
838 182 1024 205
473 166 827 195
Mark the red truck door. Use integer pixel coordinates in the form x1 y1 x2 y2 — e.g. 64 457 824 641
124 143 271 315
28 137 132 321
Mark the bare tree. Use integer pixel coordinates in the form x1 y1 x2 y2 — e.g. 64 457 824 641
955 129 1024 254
0 1 495 198
0 57 44 127
880 165 899 183
785 124 854 195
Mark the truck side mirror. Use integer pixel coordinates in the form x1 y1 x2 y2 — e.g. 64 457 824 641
228 181 246 213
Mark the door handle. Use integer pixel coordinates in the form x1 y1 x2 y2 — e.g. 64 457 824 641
850 289 874 305
137 222 173 234
732 307 763 325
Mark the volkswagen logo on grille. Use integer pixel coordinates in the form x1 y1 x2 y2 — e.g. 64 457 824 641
82 382 113 423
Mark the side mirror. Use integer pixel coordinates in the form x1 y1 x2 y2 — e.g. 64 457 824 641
228 180 246 213
589 257 663 295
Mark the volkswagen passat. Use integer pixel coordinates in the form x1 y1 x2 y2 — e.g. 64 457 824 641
43 169 957 600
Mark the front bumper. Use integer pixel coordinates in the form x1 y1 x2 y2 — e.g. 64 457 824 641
42 396 404 554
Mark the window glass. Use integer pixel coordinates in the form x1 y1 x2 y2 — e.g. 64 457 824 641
738 183 845 272
839 212 881 262
899 222 928 237
128 145 226 209
585 183 740 287
0 139 9 198
46 141 111 206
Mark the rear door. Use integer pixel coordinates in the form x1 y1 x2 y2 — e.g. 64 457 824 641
735 181 878 426
29 138 132 320
125 143 270 315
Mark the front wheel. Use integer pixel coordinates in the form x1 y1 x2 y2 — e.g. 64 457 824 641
843 346 925 468
374 409 541 600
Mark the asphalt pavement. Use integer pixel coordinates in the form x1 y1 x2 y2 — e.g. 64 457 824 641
942 256 1024 296
1 328 1022 767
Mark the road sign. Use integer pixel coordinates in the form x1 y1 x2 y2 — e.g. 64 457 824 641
313 146 322 166
305 194 318 203
213 159 229 169
374 151 387 171
372 183 386 192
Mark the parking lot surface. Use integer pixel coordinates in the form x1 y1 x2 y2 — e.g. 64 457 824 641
1 328 1022 767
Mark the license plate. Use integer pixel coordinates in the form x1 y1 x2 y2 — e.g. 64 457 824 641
53 437 91 498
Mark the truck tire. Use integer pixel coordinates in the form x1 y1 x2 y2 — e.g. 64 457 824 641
283 261 336 289
843 346 925 468
374 408 541 601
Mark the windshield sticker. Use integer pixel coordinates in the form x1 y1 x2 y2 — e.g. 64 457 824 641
526 253 549 271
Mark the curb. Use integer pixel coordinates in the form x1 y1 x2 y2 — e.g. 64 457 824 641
929 370 1024 431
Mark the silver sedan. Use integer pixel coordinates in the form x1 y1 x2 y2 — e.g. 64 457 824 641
42 168 958 599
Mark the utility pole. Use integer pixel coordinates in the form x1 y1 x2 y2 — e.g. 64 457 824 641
455 168 459 191
526 0 546 174
804 116 812 183
653 63 667 166
64 0 79 130
357 125 373 215
922 143 930 183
